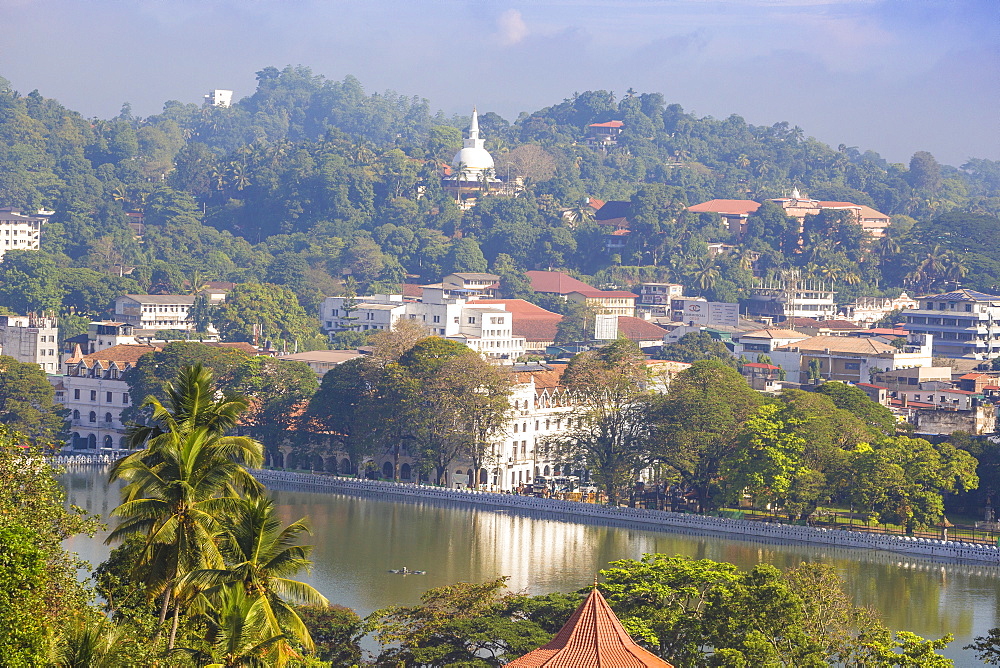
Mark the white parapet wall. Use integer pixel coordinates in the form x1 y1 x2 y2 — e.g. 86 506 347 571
253 469 1000 565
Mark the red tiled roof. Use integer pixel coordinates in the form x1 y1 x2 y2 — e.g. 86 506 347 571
506 586 673 668
744 362 781 370
588 197 606 210
68 343 161 365
474 299 563 342
401 283 424 298
589 120 624 128
616 316 667 341
513 365 567 390
959 373 990 380
527 271 595 295
687 199 761 216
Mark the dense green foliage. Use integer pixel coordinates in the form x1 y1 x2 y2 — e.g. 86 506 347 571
0 353 69 442
0 67 997 330
306 327 511 485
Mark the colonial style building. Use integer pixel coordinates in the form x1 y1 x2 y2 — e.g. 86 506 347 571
903 289 1000 359
59 343 160 451
688 191 891 238
0 314 59 372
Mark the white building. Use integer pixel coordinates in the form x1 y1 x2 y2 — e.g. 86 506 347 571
842 292 918 326
321 285 526 360
744 279 837 322
204 89 233 107
0 207 44 260
0 314 59 372
903 289 1000 359
113 295 198 332
445 108 500 187
59 343 160 451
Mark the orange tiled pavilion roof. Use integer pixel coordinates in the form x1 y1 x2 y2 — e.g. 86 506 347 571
506 586 673 667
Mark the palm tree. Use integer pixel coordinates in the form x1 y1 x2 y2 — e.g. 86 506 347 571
563 200 596 229
108 365 264 648
691 256 720 294
186 496 327 656
451 162 470 205
55 615 131 668
173 584 288 668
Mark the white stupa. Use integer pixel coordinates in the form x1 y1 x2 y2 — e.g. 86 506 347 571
448 108 499 184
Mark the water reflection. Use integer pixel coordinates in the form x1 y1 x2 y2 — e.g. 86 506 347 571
63 467 997 665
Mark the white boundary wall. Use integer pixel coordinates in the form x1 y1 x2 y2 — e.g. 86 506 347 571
253 469 1000 565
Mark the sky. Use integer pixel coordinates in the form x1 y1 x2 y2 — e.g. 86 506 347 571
1 0 997 166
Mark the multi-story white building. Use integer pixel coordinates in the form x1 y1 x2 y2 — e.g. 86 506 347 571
0 314 59 372
744 279 837 322
59 343 160 451
114 295 198 332
903 289 1000 359
321 285 526 360
0 207 44 260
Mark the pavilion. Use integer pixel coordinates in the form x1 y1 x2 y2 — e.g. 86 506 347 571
506 584 674 667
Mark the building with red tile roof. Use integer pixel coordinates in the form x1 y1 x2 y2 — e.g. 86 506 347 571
526 270 596 296
507 585 673 667
474 299 563 350
615 316 668 347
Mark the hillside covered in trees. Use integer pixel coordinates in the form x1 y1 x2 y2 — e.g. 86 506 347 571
1 66 998 345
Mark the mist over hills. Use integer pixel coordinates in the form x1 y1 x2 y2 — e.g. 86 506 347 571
0 66 998 342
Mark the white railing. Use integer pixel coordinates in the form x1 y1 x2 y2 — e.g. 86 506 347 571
252 469 1000 566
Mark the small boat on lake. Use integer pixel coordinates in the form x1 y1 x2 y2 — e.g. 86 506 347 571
388 567 426 575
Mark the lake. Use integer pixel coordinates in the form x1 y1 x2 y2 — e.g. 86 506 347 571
61 465 998 665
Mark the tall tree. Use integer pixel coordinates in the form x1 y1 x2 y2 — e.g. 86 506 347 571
0 354 68 444
108 365 264 648
553 339 658 505
656 361 763 512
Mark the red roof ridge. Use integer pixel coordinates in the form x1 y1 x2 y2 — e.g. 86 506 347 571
506 586 673 667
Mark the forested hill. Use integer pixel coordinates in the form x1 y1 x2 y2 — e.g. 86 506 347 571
1 65 999 346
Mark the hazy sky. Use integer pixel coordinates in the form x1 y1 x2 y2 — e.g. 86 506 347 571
1 0 997 165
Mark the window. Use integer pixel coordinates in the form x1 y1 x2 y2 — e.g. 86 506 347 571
90 390 97 401
106 392 113 403
72 409 80 420
104 412 113 424
513 423 518 433
89 411 97 423
74 389 80 400
433 315 441 323
844 362 861 370
468 317 476 324
123 393 130 404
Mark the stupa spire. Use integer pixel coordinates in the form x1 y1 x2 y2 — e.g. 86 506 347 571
469 106 480 140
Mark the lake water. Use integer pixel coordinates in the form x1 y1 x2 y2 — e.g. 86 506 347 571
61 466 999 666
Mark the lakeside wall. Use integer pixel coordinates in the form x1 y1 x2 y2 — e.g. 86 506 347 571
253 469 1000 566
